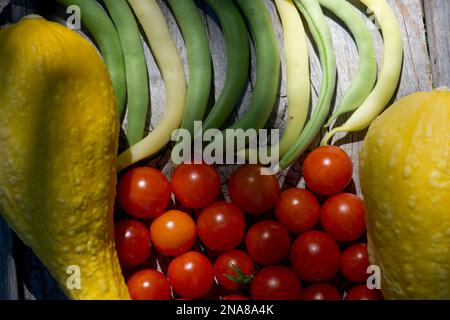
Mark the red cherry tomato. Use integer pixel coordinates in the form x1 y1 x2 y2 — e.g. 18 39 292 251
301 283 342 300
115 220 151 267
167 251 215 299
320 193 366 242
250 266 302 300
228 165 280 214
290 231 341 282
345 285 384 300
302 146 353 196
171 163 221 209
245 221 291 266
117 167 171 219
197 202 246 251
275 188 321 233
150 210 196 256
127 269 172 300
223 294 250 300
214 250 255 291
341 243 370 283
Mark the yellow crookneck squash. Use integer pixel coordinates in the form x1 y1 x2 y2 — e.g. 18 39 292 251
0 16 129 299
360 90 450 299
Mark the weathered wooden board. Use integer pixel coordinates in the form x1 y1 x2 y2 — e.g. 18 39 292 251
0 0 448 300
424 0 450 87
0 219 18 300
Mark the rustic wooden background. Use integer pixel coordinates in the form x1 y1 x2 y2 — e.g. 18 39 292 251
0 0 449 300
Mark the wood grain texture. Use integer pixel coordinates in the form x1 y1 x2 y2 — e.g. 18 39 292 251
0 0 447 300
424 0 450 87
14 242 66 300
0 0 10 13
0 218 18 300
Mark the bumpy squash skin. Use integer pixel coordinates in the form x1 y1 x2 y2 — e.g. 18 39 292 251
360 91 450 299
0 18 130 299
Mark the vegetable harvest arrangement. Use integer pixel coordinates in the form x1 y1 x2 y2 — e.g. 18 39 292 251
0 0 449 301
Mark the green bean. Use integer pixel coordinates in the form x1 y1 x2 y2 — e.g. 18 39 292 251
318 0 377 128
57 0 126 115
119 0 187 171
202 0 250 131
279 0 336 169
103 0 149 146
232 0 281 131
167 0 212 138
237 0 310 162
275 0 311 156
321 0 403 145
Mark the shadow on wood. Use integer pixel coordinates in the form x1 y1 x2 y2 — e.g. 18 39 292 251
13 236 66 300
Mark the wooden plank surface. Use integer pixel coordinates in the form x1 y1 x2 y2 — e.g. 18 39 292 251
424 0 450 87
0 0 448 300
0 218 18 300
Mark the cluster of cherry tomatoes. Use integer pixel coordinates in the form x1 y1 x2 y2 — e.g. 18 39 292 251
114 146 383 300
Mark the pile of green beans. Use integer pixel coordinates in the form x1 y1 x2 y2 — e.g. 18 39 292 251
58 0 403 171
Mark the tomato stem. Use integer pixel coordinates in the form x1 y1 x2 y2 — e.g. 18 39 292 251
224 263 256 286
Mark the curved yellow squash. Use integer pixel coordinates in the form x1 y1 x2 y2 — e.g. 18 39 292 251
360 90 450 299
0 17 129 299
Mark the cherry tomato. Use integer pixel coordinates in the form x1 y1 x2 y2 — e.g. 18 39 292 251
150 210 196 256
320 193 366 242
228 165 280 214
290 231 341 282
223 294 249 300
302 146 353 196
127 269 171 300
214 250 255 291
245 221 291 266
345 285 384 300
115 220 151 267
250 266 302 300
117 167 171 219
301 283 342 300
341 243 370 283
167 251 215 299
275 188 321 233
171 163 221 209
197 202 245 251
